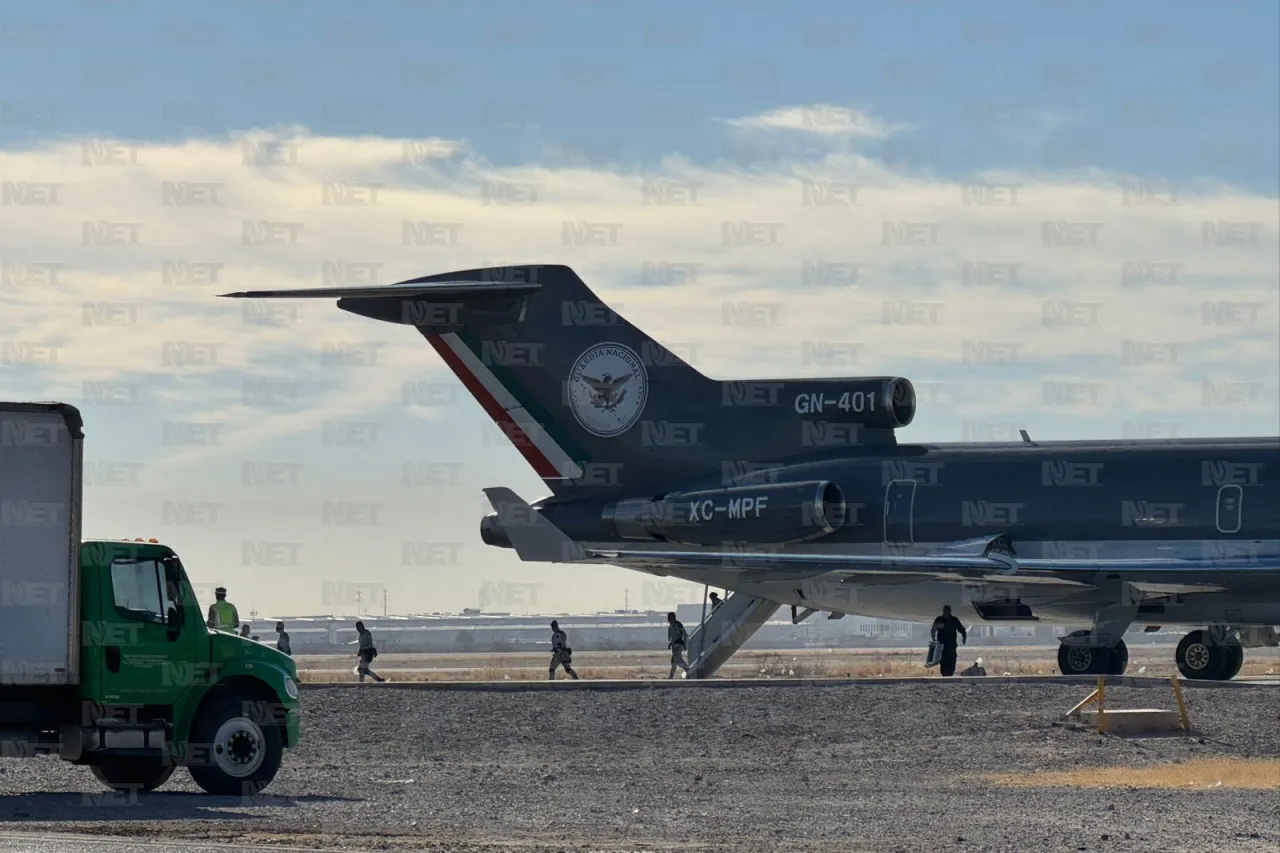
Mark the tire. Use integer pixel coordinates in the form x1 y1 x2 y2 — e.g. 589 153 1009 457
1058 631 1113 676
1221 640 1245 680
1108 639 1129 675
186 694 283 796
1177 630 1225 680
90 758 175 793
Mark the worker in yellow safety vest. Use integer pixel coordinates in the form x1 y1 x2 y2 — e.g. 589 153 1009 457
205 587 240 633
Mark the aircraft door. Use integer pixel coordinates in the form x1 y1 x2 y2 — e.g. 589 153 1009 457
883 480 916 546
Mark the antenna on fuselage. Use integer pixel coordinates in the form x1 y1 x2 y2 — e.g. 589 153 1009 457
1019 429 1034 445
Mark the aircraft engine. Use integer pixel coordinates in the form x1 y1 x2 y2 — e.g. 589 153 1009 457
602 480 848 547
479 513 511 549
787 376 916 430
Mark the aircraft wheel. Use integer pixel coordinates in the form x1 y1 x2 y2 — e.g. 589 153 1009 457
1058 631 1113 676
1107 639 1129 676
1176 630 1230 680
1221 640 1245 681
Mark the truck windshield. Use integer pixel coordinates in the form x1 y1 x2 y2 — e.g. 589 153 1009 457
110 559 174 623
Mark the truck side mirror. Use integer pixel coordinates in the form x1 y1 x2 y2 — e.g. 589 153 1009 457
167 606 182 628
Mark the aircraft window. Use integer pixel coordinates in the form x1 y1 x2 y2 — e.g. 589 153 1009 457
1216 485 1243 534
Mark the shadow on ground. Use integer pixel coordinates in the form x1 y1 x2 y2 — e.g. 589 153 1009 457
0 792 355 822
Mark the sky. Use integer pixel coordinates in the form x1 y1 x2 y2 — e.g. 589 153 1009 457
1 0 1277 620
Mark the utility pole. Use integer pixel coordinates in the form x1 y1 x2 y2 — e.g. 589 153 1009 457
624 588 629 613
356 589 362 618
383 587 388 617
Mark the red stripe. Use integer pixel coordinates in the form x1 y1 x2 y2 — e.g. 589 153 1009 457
424 333 561 479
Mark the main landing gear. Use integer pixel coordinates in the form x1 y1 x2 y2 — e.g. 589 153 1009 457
1175 629 1244 681
1056 630 1130 676
1056 627 1248 681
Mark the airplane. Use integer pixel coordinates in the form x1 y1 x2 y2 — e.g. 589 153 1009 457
220 264 1280 681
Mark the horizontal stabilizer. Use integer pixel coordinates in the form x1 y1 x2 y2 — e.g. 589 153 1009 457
483 487 586 563
218 280 542 300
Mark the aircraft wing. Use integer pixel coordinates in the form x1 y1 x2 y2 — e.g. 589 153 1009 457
586 548 1268 593
484 488 1275 594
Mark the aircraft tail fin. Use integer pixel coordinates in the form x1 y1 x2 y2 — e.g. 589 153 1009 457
223 264 910 495
221 265 720 494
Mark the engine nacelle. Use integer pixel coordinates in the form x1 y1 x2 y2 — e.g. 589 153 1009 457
602 480 847 547
787 376 915 430
479 513 511 549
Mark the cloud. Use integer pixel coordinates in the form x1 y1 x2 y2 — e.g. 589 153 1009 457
1 123 1276 445
1 117 1277 613
719 104 912 139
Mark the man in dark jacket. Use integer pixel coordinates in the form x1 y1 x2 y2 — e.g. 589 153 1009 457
666 612 690 679
354 620 387 683
549 620 579 680
930 606 968 677
275 621 292 656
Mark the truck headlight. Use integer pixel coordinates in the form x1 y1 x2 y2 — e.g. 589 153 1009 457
284 676 299 700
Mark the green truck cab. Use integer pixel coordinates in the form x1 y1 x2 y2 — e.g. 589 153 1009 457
0 402 300 795
73 539 301 794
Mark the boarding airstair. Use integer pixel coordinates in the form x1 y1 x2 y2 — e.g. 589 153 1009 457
684 588 781 679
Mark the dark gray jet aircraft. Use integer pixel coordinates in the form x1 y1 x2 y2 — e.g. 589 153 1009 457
222 265 1280 681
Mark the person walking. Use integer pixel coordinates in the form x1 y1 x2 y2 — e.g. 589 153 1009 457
275 621 292 656
930 606 968 678
666 612 690 679
548 620 579 680
353 621 388 683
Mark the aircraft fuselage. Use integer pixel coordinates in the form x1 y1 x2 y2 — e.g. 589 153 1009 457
223 262 1280 678
529 436 1280 628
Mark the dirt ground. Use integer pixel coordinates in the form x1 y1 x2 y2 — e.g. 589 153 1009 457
1 679 1277 853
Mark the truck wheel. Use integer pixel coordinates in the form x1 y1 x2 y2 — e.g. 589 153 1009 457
90 759 176 793
187 694 283 796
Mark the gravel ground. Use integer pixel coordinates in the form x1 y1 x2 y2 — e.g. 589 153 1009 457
1 680 1277 853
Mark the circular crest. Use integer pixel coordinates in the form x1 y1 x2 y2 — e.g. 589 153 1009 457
566 343 648 438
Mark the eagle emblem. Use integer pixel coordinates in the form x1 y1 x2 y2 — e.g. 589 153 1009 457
567 343 648 438
582 372 632 412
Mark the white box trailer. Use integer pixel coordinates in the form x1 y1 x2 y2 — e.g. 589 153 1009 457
0 402 83 687
0 401 301 796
